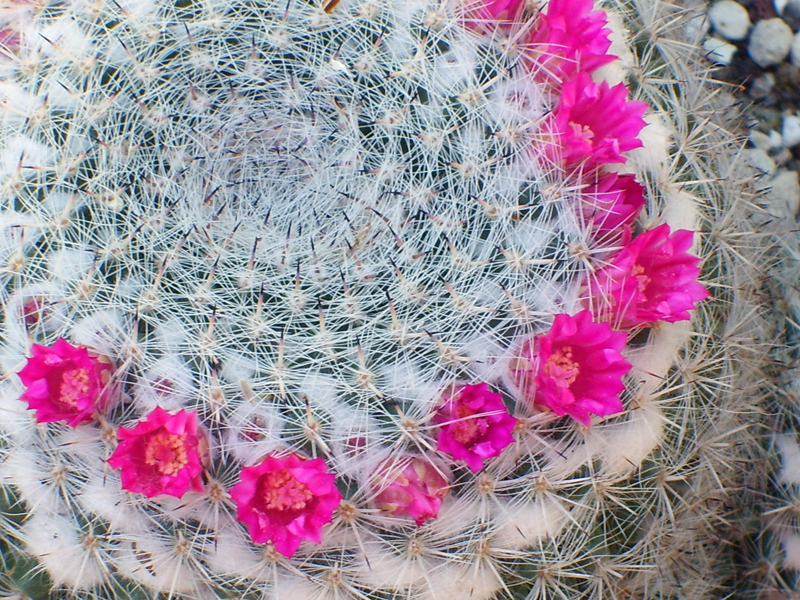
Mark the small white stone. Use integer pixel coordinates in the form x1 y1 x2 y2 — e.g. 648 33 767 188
782 114 800 148
776 0 789 14
703 37 738 65
770 129 785 149
749 129 772 151
748 18 794 68
757 168 800 219
749 72 776 99
741 148 777 177
708 0 752 41
791 31 800 67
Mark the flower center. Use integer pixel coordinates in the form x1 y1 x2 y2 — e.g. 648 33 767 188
451 404 481 445
144 431 189 476
569 121 594 143
261 468 313 511
59 368 91 408
544 346 579 387
632 264 650 297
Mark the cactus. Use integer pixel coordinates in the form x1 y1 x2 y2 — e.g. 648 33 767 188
0 0 766 598
737 164 800 598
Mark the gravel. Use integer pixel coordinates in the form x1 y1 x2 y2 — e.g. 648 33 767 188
750 129 773 150
749 71 776 97
708 0 752 40
748 18 794 67
742 147 779 177
704 36 739 63
707 0 800 202
791 31 800 66
782 114 800 147
786 0 800 29
758 168 800 219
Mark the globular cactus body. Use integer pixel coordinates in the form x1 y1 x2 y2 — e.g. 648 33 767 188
0 0 765 598
744 192 800 598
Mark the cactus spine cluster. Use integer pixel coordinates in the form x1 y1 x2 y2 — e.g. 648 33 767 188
0 0 767 598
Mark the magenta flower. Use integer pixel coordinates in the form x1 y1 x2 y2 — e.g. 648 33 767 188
578 172 646 244
473 0 526 21
524 0 615 82
433 383 516 472
230 453 342 557
542 71 647 170
510 311 631 426
372 455 450 526
587 224 710 329
17 338 115 427
107 407 209 499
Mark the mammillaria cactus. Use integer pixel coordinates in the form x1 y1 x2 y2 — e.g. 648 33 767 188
741 158 800 597
0 0 766 598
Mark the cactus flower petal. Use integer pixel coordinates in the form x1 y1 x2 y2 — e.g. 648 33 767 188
587 224 710 329
578 172 646 244
433 383 516 472
510 310 631 426
17 338 115 427
525 0 616 81
230 454 342 557
543 71 648 169
107 407 209 499
475 0 526 21
372 455 450 526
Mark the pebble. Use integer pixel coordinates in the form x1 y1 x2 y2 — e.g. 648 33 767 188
709 0 752 41
749 72 776 99
785 0 800 18
785 0 800 30
750 129 773 151
742 148 778 177
776 63 800 102
783 114 800 147
774 147 794 165
758 168 800 219
703 37 738 65
791 32 800 68
748 18 794 68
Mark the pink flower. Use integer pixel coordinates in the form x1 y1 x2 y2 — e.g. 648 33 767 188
17 338 115 427
473 0 526 21
542 71 647 170
372 455 450 526
230 453 342 557
587 224 710 329
433 383 516 472
510 310 631 426
524 0 615 82
107 407 209 499
578 172 646 244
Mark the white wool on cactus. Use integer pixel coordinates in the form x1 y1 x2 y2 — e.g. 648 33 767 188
0 0 766 598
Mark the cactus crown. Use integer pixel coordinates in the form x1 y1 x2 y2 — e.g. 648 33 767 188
0 0 764 598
